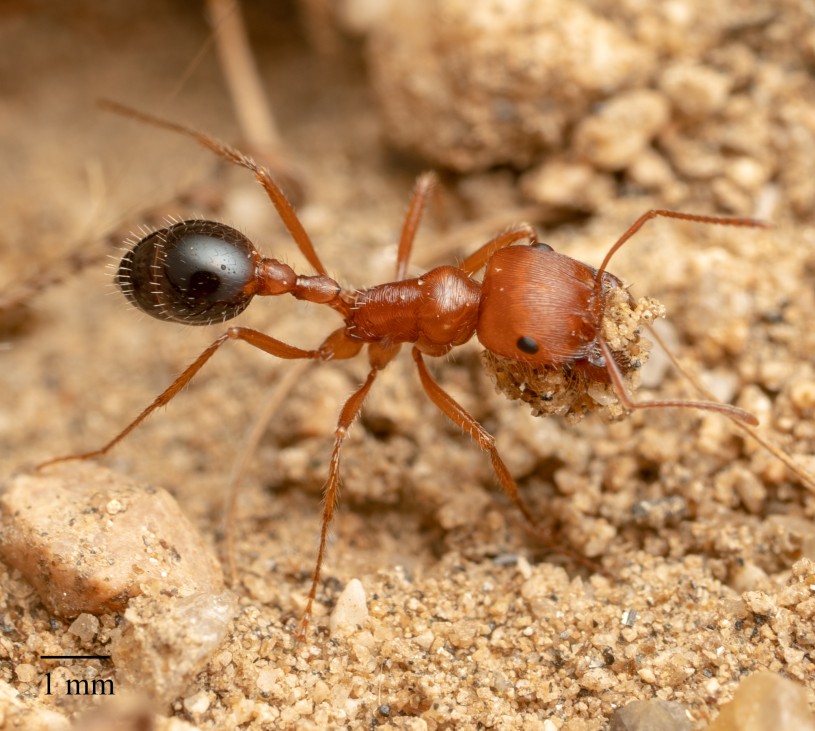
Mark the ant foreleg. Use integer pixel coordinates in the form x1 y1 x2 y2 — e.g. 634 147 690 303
598 337 759 426
412 348 605 572
459 224 538 276
411 347 538 527
37 327 329 470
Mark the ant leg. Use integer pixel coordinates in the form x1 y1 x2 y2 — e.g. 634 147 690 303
411 348 538 526
596 209 768 281
411 348 606 573
598 337 758 426
394 172 439 281
298 366 380 640
206 0 305 204
459 225 538 276
100 101 327 276
37 327 335 470
646 325 815 492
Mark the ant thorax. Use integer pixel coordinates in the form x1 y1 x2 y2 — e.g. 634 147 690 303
483 291 665 423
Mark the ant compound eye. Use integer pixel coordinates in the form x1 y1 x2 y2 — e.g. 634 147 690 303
531 242 554 252
516 336 539 354
118 220 260 325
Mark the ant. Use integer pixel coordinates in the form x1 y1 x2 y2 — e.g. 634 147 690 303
41 101 771 639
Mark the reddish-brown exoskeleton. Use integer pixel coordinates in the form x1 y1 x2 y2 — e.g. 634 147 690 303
41 103 765 638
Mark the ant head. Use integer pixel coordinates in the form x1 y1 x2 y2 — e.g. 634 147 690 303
478 241 661 422
118 220 261 325
476 243 619 367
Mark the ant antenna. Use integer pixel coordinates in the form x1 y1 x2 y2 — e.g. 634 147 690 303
588 208 769 427
594 209 768 286
599 337 758 426
646 324 815 493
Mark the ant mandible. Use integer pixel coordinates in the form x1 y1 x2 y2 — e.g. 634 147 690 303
41 101 764 638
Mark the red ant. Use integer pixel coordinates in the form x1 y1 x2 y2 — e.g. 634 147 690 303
41 102 768 638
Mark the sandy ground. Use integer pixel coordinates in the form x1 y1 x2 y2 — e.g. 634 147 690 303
1 2 814 729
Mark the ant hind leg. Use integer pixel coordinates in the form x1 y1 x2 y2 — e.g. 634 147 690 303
99 101 328 276
37 327 324 470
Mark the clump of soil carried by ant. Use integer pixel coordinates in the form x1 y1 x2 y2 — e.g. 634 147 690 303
483 292 664 422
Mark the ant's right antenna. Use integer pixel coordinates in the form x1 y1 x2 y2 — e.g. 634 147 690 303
594 209 768 286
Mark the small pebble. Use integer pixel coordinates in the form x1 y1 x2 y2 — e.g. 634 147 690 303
659 63 731 117
631 497 688 529
105 498 124 515
14 663 36 683
330 578 368 636
728 562 770 594
637 667 657 684
766 516 815 561
789 379 815 414
573 90 669 171
520 159 614 211
112 589 238 704
0 462 224 616
705 671 815 731
742 591 775 617
610 699 691 731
